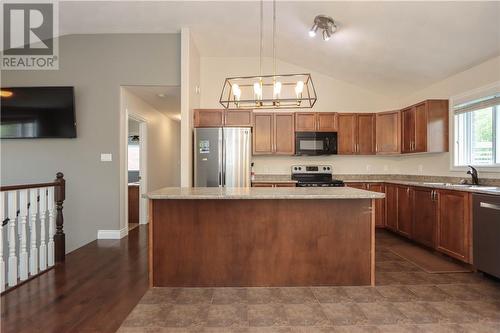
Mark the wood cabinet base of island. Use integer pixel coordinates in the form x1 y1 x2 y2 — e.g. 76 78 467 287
149 199 375 287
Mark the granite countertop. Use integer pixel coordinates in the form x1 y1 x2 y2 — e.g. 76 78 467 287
344 180 500 195
146 187 385 200
253 174 500 196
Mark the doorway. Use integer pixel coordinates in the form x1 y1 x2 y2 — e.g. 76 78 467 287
127 115 148 230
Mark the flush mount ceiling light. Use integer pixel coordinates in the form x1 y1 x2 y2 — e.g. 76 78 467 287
220 0 317 109
309 15 337 41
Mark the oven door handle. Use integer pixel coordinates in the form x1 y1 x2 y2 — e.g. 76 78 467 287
480 202 500 211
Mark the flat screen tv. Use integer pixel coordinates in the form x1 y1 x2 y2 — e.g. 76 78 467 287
0 86 76 138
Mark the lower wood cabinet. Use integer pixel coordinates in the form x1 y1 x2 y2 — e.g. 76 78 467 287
128 185 139 224
412 187 437 248
382 184 472 264
366 183 386 228
252 183 296 187
396 186 413 237
436 190 471 263
385 184 398 231
345 182 385 227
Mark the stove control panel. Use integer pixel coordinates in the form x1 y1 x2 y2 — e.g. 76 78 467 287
291 165 333 174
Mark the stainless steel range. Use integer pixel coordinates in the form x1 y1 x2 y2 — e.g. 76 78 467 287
291 165 345 187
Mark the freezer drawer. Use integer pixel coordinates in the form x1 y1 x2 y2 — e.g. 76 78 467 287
473 193 500 278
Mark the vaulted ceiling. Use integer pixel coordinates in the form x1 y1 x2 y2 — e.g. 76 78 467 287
59 1 500 97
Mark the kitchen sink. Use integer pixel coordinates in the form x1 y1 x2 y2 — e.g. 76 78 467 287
422 182 470 187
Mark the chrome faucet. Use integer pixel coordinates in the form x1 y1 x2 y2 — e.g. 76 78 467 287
467 165 479 185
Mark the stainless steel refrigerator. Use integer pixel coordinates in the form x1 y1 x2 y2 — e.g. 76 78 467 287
194 127 251 187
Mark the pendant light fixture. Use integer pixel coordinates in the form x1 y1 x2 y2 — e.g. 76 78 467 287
219 0 317 109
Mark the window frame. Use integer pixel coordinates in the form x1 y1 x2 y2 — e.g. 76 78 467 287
449 82 500 173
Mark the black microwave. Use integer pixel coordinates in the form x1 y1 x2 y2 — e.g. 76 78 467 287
295 132 337 156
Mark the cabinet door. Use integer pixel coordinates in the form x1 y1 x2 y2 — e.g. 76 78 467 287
376 111 400 154
194 109 224 127
401 107 415 153
128 185 139 224
345 183 366 189
225 110 252 127
275 183 296 187
252 183 274 187
397 186 413 237
367 183 386 227
357 114 376 154
295 113 316 131
385 184 398 231
274 113 295 155
413 187 437 248
436 190 471 263
414 102 428 153
317 113 338 132
253 113 274 155
337 114 357 154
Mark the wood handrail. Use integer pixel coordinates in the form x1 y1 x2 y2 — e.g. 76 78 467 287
0 182 60 192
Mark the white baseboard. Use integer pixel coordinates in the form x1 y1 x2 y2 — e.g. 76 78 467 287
97 227 128 240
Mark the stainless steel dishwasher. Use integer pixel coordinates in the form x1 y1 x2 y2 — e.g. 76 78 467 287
473 193 500 279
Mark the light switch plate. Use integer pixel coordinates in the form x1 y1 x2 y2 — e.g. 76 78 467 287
100 153 112 162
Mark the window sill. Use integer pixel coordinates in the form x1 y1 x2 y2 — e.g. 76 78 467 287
450 165 500 173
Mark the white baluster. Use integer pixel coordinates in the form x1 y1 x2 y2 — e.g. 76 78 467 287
7 191 18 286
39 188 47 271
0 192 5 292
18 190 28 281
29 189 39 276
47 187 55 267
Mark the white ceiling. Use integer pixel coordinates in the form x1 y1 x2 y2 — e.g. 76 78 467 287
126 86 181 120
60 1 500 97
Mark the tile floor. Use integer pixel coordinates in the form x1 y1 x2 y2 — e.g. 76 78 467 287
118 230 500 332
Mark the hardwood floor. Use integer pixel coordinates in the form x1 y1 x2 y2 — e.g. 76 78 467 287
1 225 149 333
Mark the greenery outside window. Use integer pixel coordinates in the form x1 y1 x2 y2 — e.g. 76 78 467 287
454 94 500 167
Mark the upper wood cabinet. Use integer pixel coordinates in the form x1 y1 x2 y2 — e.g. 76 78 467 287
225 110 253 126
338 113 376 155
253 112 295 155
376 111 401 154
295 112 337 132
401 100 449 154
194 109 253 127
436 190 471 263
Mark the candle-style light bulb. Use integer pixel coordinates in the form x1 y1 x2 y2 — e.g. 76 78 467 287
273 81 282 99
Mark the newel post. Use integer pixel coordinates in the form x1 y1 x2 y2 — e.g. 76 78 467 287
54 172 66 263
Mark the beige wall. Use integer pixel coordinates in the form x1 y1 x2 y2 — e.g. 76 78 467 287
199 56 500 179
123 88 181 190
200 57 392 112
1 34 181 252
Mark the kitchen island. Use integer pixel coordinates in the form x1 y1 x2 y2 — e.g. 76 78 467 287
147 187 384 287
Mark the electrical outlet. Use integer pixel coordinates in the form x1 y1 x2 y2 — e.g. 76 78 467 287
100 153 112 162
366 165 372 172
